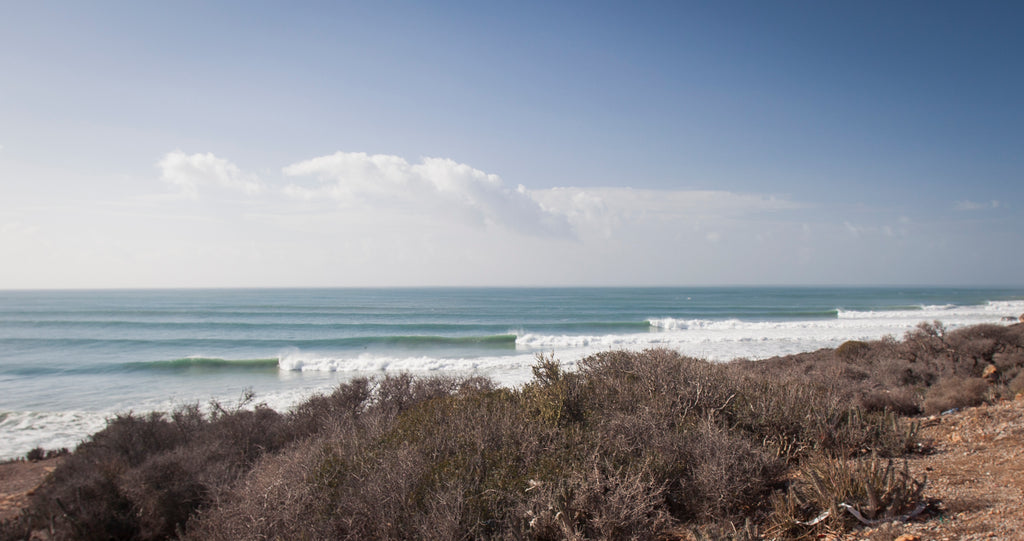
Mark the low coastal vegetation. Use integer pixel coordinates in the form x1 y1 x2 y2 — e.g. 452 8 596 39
3 322 1023 540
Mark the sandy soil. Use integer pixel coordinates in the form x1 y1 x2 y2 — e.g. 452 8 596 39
0 457 62 522
847 395 1024 541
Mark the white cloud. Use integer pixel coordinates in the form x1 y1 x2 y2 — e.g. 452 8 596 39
955 199 1000 211
157 151 263 198
282 151 572 237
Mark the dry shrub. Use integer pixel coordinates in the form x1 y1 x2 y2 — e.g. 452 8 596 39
945 324 1012 361
374 372 464 418
521 460 674 541
522 353 588 427
25 400 295 540
922 377 990 415
767 454 926 538
679 421 784 521
1008 370 1024 396
183 440 329 540
580 349 737 422
858 387 920 415
992 350 1024 370
118 444 223 540
288 376 371 435
835 340 871 361
187 376 529 540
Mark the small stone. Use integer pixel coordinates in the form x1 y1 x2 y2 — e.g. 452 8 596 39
982 364 999 379
894 535 921 541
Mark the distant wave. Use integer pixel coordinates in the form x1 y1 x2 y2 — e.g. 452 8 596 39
0 334 518 351
124 357 281 371
837 300 1024 320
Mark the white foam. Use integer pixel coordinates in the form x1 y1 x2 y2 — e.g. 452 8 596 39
274 300 1024 381
6 299 1020 461
0 410 108 460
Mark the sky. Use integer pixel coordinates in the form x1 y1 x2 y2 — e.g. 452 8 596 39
1 1 1021 288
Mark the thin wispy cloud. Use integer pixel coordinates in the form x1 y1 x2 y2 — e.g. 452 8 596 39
955 200 1000 211
532 187 801 239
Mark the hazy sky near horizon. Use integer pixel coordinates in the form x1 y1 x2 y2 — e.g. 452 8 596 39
1 1 1022 288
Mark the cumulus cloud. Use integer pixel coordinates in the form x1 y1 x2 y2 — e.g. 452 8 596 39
955 199 1000 211
149 148 805 249
282 151 572 237
158 151 263 197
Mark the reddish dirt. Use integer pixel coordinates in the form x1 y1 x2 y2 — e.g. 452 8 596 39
0 457 62 522
847 395 1024 541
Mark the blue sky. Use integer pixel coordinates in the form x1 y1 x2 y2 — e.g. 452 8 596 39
1 1 1021 288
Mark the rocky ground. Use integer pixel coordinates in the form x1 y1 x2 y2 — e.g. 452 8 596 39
847 395 1024 541
2 397 1023 539
0 457 62 523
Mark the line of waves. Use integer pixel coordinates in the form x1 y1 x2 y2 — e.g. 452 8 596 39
125 357 281 371
0 320 652 338
281 300 1024 372
0 333 518 351
648 300 1024 331
6 301 1020 377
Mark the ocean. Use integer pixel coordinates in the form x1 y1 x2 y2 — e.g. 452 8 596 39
2 286 1023 460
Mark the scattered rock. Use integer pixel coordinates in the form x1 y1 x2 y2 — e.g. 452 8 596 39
982 364 999 380
894 534 921 541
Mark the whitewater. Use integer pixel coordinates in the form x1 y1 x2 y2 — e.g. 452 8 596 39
1 287 1023 460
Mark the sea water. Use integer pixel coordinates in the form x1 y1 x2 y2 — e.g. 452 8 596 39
2 287 1023 459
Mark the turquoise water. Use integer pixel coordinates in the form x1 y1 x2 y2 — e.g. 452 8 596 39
1 287 1023 458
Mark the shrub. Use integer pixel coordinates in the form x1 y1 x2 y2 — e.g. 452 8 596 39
767 454 926 538
858 387 920 416
835 340 870 361
922 377 990 415
678 420 784 520
1009 370 1024 396
24 400 296 540
521 460 674 540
